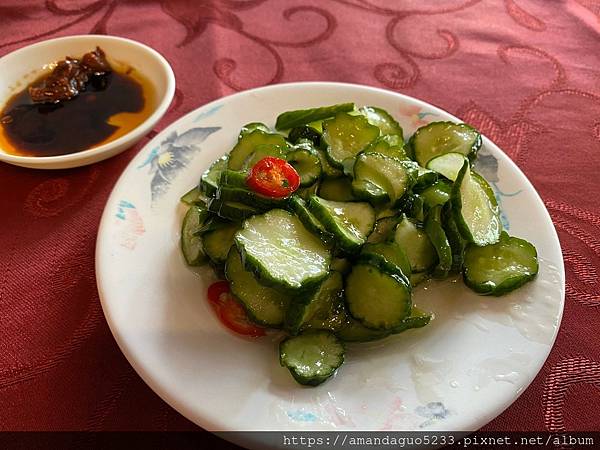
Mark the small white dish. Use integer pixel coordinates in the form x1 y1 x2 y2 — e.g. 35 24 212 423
96 82 564 448
0 35 175 169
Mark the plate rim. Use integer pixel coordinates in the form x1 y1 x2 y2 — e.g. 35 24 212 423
95 81 565 435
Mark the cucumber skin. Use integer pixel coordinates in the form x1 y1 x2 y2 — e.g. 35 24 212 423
239 122 270 138
451 162 502 246
288 196 334 246
358 242 412 281
219 169 248 188
443 205 467 273
181 206 210 266
288 126 322 147
180 186 202 205
200 155 228 197
276 103 355 131
208 198 259 222
351 180 390 205
464 269 537 296
366 216 401 244
424 205 453 279
217 186 288 211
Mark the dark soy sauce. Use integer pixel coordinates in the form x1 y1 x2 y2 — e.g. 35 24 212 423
0 68 153 157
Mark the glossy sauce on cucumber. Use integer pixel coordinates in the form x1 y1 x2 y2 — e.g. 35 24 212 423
178 103 539 387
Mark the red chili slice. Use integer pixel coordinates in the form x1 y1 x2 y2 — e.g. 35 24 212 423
246 156 300 198
218 297 266 337
206 280 266 337
207 280 231 309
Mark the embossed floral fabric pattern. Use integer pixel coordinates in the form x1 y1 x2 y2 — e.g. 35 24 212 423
1 0 599 438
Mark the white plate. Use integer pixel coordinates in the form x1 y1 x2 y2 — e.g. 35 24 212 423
96 83 564 442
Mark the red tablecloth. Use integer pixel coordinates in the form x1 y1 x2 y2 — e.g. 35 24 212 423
1 0 599 442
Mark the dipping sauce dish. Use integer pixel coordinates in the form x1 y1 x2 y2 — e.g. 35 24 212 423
0 35 175 169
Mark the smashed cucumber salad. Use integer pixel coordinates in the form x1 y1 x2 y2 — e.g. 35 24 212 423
179 102 539 387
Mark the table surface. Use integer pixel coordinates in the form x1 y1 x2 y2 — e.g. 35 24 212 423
1 0 599 441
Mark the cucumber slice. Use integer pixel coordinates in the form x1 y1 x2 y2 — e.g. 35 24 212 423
208 199 259 221
401 194 425 222
181 205 209 266
362 135 407 160
359 106 404 139
315 148 343 178
413 166 439 192
200 155 228 197
409 121 481 167
243 143 288 170
424 205 452 279
286 146 322 187
367 216 401 244
225 248 288 327
352 152 415 206
336 317 390 342
452 160 502 246
275 103 355 131
351 179 389 205
345 263 411 330
287 126 322 147
463 232 538 296
304 297 346 332
219 169 248 188
393 216 437 273
203 222 240 265
337 303 431 342
217 186 287 211
239 122 270 138
443 206 467 272
228 130 287 170
420 180 452 209
358 242 411 279
307 196 375 253
427 152 467 182
323 112 379 168
288 196 333 244
395 308 433 333
279 330 345 386
285 271 345 334
193 216 230 236
180 186 202 205
318 177 355 202
235 209 331 290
